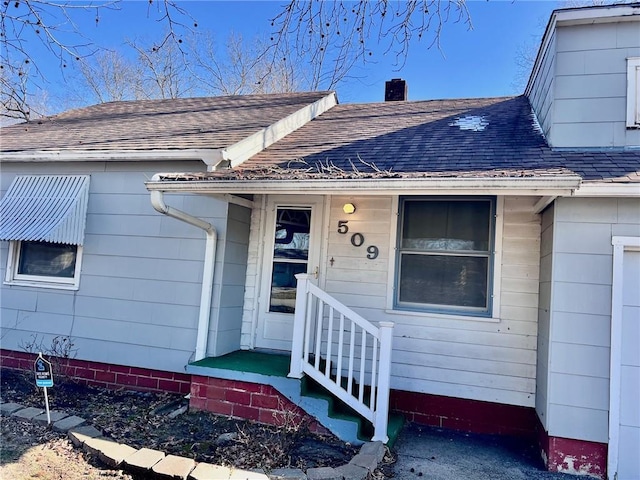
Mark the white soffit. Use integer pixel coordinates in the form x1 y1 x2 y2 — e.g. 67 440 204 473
0 175 90 245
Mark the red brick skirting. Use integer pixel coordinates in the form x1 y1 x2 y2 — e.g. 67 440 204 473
8 347 585 457
190 375 329 435
0 349 190 395
537 417 607 479
391 389 537 437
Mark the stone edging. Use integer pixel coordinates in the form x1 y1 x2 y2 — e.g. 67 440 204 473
0 401 386 480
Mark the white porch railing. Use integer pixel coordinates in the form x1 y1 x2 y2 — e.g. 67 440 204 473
288 273 394 443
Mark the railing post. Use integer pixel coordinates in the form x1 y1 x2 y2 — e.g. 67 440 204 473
372 321 394 443
288 273 310 379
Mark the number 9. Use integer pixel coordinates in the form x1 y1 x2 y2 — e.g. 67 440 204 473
366 245 379 260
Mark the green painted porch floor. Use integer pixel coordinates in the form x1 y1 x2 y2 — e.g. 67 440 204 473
190 350 291 377
190 350 404 446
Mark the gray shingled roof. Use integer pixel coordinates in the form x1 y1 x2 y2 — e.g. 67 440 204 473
232 96 639 183
0 92 332 152
2 93 638 184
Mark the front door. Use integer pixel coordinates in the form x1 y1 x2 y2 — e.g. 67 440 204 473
256 196 323 351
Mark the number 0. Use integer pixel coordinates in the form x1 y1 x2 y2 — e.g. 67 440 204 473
351 233 364 247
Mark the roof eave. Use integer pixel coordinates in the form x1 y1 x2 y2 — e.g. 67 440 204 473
0 149 224 163
572 182 640 197
145 175 583 197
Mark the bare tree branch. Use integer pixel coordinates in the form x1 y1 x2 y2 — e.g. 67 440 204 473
0 0 194 120
268 0 471 87
74 50 141 103
2 0 473 120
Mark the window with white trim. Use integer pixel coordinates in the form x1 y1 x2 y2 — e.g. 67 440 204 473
0 174 90 290
627 57 640 128
395 197 495 316
6 241 83 289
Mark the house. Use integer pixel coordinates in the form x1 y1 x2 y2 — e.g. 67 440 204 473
1 3 639 479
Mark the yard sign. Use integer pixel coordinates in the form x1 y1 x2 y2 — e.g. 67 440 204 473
34 353 53 424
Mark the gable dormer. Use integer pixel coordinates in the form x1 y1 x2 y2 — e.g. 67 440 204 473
526 3 640 149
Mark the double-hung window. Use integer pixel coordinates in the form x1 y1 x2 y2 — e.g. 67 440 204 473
1 175 90 290
395 197 495 316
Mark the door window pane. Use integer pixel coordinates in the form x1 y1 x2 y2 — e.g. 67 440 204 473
269 208 312 313
274 209 310 260
270 262 307 313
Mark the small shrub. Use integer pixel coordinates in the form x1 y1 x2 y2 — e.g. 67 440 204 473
19 334 78 378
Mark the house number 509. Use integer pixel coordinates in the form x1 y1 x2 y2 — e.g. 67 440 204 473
337 221 379 260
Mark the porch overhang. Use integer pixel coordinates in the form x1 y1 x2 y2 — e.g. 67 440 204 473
145 174 583 197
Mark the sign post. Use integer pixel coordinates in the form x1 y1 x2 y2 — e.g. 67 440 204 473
34 353 54 424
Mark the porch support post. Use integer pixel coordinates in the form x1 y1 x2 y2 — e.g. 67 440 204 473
288 273 310 379
372 321 394 443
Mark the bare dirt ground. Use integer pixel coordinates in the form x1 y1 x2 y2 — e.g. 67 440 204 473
1 368 392 480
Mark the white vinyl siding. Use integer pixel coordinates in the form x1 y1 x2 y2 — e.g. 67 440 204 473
240 194 541 407
326 195 539 407
210 203 251 357
0 161 231 374
240 196 265 349
547 21 640 147
527 28 556 140
536 204 553 431
541 197 640 443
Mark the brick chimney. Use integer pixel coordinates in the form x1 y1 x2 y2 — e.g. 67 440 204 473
385 78 407 101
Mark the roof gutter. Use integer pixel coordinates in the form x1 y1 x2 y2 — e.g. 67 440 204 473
572 182 640 197
149 174 216 362
145 175 583 197
0 149 223 164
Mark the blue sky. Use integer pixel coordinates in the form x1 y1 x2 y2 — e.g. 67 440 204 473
37 1 560 105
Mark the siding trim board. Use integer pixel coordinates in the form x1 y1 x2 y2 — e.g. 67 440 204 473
608 236 640 480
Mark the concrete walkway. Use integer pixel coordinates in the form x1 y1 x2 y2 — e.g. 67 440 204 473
391 423 575 480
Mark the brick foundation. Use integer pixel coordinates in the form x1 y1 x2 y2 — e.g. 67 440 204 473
391 389 537 437
190 375 329 435
537 418 607 479
0 349 190 395
7 347 583 456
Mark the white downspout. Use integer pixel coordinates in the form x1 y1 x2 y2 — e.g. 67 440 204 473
149 177 217 361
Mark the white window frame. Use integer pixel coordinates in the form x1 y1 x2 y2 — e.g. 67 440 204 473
392 196 498 318
5 240 83 290
627 57 640 128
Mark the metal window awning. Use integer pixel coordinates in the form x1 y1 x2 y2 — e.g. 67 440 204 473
0 175 90 245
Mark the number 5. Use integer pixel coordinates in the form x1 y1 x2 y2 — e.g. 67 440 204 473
337 220 349 234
